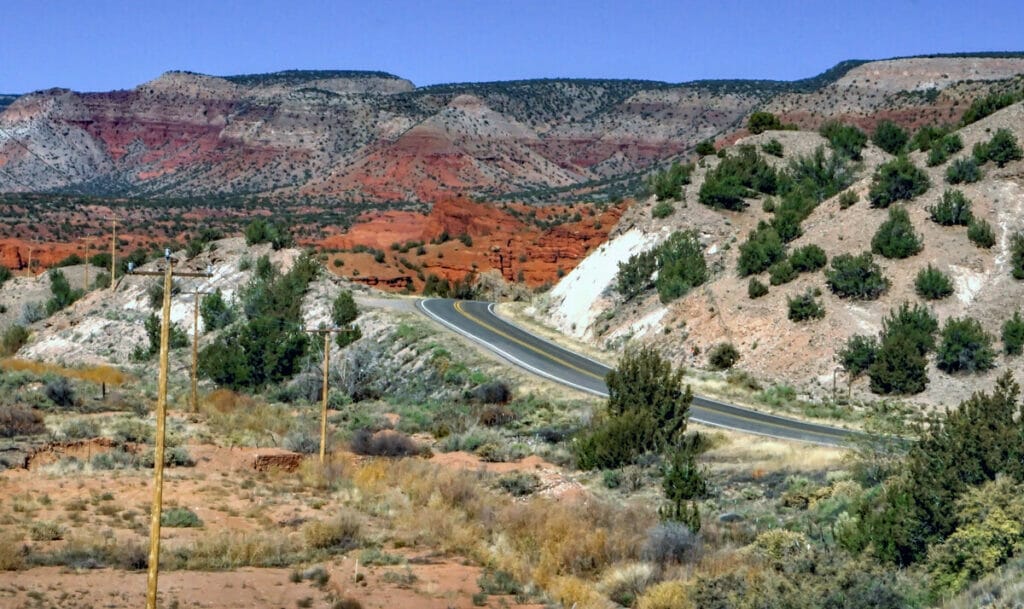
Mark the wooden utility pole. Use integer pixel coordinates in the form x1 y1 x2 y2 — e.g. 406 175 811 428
304 326 357 463
188 288 212 413
128 251 211 609
82 237 98 290
110 218 117 291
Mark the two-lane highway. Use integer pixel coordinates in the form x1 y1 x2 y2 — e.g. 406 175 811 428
417 298 859 447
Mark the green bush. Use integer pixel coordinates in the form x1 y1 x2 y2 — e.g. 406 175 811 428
925 133 963 166
747 278 769 299
867 332 929 395
881 302 939 357
789 244 827 272
244 218 292 249
909 124 950 152
747 111 783 134
915 265 954 300
768 259 797 285
0 265 10 286
659 441 706 532
872 120 909 155
968 219 996 248
655 231 707 303
44 270 84 316
838 334 878 379
0 404 47 437
973 128 1023 168
787 290 825 322
936 317 996 374
737 225 784 276
820 121 868 160
615 250 656 300
695 139 715 156
761 138 784 157
1 325 29 356
945 156 982 184
960 91 1020 125
135 313 189 360
868 156 930 208
332 290 359 326
838 190 858 209
825 252 889 299
928 189 973 226
161 507 203 528
647 162 692 202
707 342 740 370
574 347 692 469
1011 232 1024 280
871 206 923 259
698 145 778 210
1002 311 1024 356
652 200 674 218
200 289 235 332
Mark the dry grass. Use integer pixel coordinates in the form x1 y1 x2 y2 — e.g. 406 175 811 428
1 358 128 386
699 429 847 476
0 532 25 570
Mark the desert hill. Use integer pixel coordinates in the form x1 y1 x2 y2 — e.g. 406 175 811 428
538 99 1024 408
2 55 1024 202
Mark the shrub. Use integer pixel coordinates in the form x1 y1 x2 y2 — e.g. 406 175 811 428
838 189 858 209
882 302 939 356
44 270 84 315
973 128 1023 167
838 335 878 379
350 429 419 457
647 162 692 201
45 377 76 408
761 138 784 157
936 317 996 373
736 225 784 276
574 347 692 469
655 231 707 303
1002 311 1024 356
910 124 950 152
0 265 10 286
200 289 235 332
641 522 701 565
496 472 540 497
707 343 740 370
747 278 768 299
968 219 996 248
747 111 782 134
1012 232 1024 280
302 513 361 551
284 429 319 455
659 441 706 531
820 121 868 160
768 259 796 285
945 156 982 184
925 133 963 166
478 569 522 595
651 200 674 218
960 91 1020 125
868 332 929 395
915 265 954 300
244 218 292 249
825 252 889 299
699 145 778 210
787 290 825 322
872 120 909 155
928 189 973 226
0 405 46 438
62 418 99 440
871 206 923 259
29 521 64 541
161 507 203 528
868 156 930 208
615 250 656 300
1 325 29 356
695 139 715 156
789 244 827 272
471 381 511 404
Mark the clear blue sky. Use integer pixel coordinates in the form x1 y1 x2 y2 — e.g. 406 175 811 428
2 0 1022 93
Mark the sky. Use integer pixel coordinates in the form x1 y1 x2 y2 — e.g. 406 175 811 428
2 0 1023 93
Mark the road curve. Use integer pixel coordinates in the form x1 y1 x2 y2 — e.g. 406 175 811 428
416 298 860 447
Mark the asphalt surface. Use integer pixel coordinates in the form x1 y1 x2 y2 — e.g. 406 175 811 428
417 298 861 447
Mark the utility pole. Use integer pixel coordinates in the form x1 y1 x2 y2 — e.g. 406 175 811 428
304 326 356 463
128 250 211 609
110 217 117 291
82 237 98 290
188 287 212 413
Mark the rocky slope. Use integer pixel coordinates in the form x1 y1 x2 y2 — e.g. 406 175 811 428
3 56 1023 202
538 101 1024 408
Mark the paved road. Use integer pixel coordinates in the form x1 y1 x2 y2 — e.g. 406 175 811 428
417 298 860 447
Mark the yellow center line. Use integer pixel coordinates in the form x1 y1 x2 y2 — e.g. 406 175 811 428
454 301 606 382
452 301 851 441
